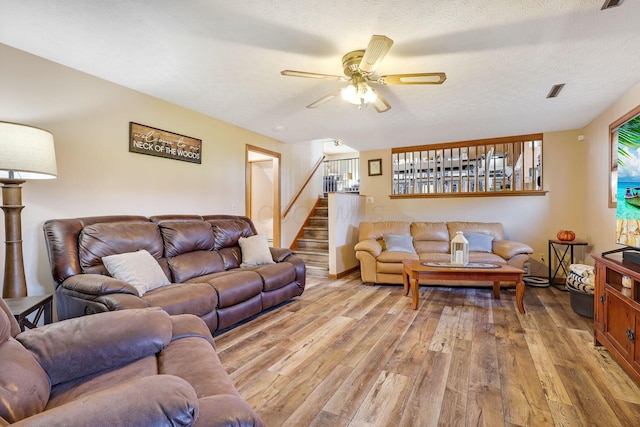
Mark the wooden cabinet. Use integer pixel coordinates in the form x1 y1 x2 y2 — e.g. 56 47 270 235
592 254 640 383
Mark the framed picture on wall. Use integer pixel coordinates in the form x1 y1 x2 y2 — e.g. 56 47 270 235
368 159 382 176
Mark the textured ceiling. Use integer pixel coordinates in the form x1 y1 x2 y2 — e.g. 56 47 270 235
1 0 639 153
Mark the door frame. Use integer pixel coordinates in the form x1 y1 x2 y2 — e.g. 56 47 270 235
246 145 281 247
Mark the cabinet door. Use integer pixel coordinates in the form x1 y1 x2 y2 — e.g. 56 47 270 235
605 290 635 360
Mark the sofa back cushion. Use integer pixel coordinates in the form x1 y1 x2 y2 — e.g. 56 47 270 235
359 221 410 241
79 222 165 275
209 218 255 250
410 222 450 253
158 221 216 258
447 222 505 241
168 251 226 283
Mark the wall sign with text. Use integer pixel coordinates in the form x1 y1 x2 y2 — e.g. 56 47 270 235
129 122 202 164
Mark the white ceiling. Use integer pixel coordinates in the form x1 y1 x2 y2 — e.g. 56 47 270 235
1 1 639 153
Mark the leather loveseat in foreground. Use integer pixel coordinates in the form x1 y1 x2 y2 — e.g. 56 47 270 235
43 214 305 333
0 297 264 426
355 221 533 285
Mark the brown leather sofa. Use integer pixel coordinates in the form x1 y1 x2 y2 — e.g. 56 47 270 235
355 221 533 285
0 297 264 426
43 214 305 333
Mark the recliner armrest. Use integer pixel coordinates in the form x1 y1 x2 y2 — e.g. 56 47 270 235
61 273 139 296
11 375 198 427
170 314 215 348
269 247 292 262
492 240 533 260
17 308 172 386
354 239 383 257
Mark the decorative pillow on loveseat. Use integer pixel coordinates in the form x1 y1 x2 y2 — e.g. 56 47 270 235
383 234 416 254
465 232 494 253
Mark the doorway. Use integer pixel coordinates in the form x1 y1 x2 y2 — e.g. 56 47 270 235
246 145 281 247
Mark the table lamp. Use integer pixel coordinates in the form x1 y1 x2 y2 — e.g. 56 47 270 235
0 122 57 298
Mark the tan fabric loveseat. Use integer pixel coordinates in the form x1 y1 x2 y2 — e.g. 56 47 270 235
355 221 533 285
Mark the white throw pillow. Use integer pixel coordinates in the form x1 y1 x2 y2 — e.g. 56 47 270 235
238 234 275 267
102 250 170 296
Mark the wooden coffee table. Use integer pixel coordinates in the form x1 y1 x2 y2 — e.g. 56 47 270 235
402 260 526 313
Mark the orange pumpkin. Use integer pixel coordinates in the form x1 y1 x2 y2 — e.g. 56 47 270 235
557 230 576 241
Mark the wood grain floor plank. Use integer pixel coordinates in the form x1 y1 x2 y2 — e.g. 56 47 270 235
281 364 353 427
494 305 555 426
384 314 439 378
351 370 413 426
523 328 573 405
398 350 452 427
323 307 419 419
437 338 471 427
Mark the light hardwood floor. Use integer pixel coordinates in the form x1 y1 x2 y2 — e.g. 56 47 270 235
215 274 640 426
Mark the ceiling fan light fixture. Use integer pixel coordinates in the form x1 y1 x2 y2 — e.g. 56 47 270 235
341 82 377 105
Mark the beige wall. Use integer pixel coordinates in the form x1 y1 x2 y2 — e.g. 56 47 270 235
250 160 274 240
357 129 588 272
0 44 321 295
328 192 365 275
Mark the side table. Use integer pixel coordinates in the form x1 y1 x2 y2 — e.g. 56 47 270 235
5 294 53 331
548 239 588 288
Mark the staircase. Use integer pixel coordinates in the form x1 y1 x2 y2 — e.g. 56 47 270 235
292 197 329 278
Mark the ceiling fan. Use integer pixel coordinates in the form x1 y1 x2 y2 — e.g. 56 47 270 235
281 35 446 113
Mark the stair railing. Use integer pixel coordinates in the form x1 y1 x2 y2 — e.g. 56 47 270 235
282 155 325 218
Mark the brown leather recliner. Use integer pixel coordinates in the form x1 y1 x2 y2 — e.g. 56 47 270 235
0 297 264 426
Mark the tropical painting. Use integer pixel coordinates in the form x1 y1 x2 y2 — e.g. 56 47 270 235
616 114 640 246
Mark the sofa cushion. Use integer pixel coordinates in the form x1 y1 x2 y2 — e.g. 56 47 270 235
0 338 50 423
383 234 416 253
447 222 505 241
417 252 452 263
414 241 450 254
410 222 449 241
142 283 219 317
468 252 507 265
377 251 419 263
207 272 263 308
158 221 216 258
359 221 410 241
210 218 254 250
465 232 494 253
18 308 172 386
79 222 164 274
102 250 171 296
252 263 297 292
168 250 225 283
0 305 50 423
238 234 275 267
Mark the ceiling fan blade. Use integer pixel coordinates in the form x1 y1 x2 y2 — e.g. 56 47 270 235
377 72 447 85
281 70 345 81
359 35 394 74
306 89 341 109
371 88 391 113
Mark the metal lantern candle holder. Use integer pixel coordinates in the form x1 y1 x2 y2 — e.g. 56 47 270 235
451 231 469 266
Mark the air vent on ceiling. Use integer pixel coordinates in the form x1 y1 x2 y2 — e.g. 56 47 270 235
602 0 624 10
547 84 565 99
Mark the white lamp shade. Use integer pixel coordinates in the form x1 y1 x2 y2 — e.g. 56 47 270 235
0 122 57 179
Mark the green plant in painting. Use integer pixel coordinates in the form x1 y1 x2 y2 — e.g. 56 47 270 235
618 115 640 166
